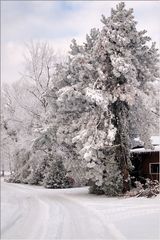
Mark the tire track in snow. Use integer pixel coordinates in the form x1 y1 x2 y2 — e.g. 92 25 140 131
1 182 50 240
45 193 127 240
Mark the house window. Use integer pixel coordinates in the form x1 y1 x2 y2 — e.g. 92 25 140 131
149 163 160 174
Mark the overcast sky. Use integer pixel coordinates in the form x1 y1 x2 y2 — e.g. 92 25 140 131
1 1 160 84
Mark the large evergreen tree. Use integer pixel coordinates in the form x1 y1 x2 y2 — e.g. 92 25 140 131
92 2 159 193
60 2 159 195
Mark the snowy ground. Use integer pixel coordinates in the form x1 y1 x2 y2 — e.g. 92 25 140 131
1 178 160 240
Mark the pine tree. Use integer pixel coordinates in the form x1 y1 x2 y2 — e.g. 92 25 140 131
27 156 48 185
62 2 159 195
92 2 159 193
43 159 72 189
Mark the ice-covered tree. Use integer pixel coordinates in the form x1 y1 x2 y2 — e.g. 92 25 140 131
93 2 159 194
55 28 101 186
61 2 159 195
1 83 33 175
2 42 58 183
23 42 56 113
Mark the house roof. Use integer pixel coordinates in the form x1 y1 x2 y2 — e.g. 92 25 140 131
131 145 160 153
131 136 160 153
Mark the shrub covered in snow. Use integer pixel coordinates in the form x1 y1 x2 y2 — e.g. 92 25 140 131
126 179 160 198
43 160 74 189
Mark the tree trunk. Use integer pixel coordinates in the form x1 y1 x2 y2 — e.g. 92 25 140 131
110 99 131 193
9 162 13 175
1 164 4 177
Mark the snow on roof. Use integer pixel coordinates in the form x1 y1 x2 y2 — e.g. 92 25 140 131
131 145 160 153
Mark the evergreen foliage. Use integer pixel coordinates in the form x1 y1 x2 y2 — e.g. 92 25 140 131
43 159 73 189
57 2 159 195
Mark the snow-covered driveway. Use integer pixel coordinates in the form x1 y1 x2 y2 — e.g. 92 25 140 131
1 179 160 240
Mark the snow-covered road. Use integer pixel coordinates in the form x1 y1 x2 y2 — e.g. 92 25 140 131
1 179 160 240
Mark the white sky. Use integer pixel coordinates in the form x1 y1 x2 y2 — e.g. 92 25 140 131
1 1 160 84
